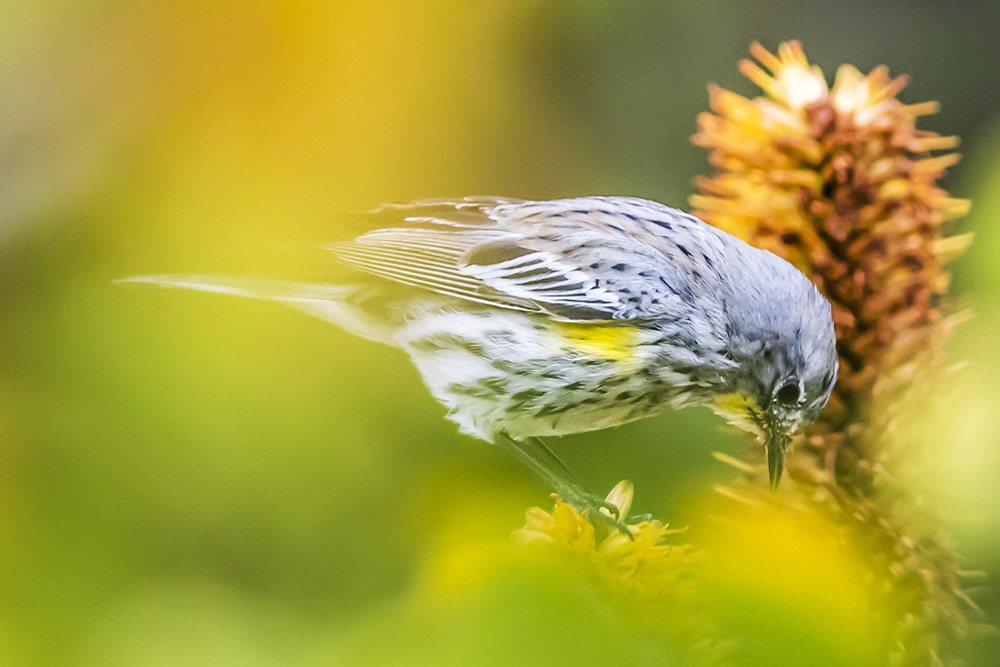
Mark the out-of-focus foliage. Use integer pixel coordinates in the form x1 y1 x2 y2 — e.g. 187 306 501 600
1 1 999 665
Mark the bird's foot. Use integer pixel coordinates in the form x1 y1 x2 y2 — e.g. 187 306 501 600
560 481 636 539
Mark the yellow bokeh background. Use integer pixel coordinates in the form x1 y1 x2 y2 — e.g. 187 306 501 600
2 2 999 665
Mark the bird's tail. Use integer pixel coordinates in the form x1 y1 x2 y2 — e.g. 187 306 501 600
118 274 398 345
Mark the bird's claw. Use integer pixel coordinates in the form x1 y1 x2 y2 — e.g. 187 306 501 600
560 492 633 539
597 501 635 539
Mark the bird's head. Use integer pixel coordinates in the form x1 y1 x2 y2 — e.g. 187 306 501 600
712 343 837 490
710 253 839 491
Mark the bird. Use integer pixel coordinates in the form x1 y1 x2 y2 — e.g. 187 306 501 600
124 196 838 525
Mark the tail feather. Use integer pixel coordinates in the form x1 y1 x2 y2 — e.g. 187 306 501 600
119 274 398 345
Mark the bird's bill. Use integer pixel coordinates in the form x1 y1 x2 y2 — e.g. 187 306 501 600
765 428 789 492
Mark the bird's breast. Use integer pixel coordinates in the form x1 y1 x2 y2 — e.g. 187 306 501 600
395 309 681 439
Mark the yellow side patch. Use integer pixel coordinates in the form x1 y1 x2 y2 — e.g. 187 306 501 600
553 322 641 363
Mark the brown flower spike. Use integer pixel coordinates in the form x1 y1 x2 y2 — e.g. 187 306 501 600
692 42 972 664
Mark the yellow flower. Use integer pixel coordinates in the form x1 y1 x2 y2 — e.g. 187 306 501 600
513 481 697 618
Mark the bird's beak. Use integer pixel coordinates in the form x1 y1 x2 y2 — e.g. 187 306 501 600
764 426 789 492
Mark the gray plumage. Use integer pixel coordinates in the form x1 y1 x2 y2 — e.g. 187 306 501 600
125 195 838 497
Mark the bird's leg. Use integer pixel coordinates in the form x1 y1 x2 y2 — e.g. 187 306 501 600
495 433 629 534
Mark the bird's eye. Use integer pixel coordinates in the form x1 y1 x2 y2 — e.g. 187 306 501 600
775 382 801 404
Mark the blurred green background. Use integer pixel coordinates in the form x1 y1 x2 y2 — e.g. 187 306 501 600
2 1 999 665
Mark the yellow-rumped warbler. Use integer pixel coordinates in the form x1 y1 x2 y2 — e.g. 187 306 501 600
126 196 837 521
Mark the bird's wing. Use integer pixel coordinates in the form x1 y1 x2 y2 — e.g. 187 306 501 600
330 196 705 321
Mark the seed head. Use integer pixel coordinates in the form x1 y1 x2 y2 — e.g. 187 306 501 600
692 41 972 664
692 40 969 478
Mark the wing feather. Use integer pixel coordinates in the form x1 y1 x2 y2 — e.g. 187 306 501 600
332 197 708 321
